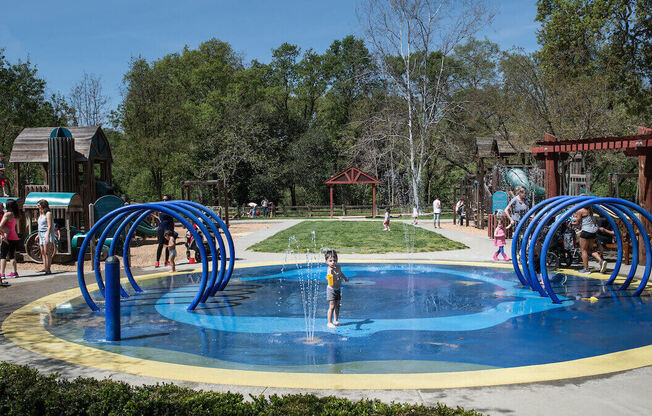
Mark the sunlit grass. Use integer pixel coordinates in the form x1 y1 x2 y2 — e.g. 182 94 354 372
249 221 467 254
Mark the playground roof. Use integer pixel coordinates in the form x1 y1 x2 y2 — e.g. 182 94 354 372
23 192 83 211
324 166 380 185
10 126 112 163
476 136 527 158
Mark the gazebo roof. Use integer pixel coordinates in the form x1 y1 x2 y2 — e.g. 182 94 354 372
324 167 380 185
9 126 112 163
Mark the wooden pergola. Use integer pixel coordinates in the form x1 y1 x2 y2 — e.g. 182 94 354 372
324 167 381 218
180 179 230 226
531 126 652 263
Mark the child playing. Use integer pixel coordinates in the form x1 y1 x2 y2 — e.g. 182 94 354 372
383 208 391 231
412 206 419 225
164 230 177 272
493 221 511 261
325 249 349 328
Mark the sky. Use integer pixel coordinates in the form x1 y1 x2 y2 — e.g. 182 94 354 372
1 0 540 112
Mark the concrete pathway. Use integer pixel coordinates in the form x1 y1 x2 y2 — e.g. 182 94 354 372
1 218 651 415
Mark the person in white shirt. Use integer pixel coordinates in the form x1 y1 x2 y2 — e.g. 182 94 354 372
432 197 441 228
383 208 391 231
412 206 419 225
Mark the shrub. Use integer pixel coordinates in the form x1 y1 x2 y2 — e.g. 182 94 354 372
0 362 481 415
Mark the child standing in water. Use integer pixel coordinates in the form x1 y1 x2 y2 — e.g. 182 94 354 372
164 230 177 272
493 221 511 261
325 249 349 328
383 207 391 231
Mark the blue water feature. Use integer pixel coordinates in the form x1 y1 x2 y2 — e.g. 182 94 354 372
47 263 652 374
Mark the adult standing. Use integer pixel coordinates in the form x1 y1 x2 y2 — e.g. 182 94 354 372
0 153 7 197
154 194 175 267
572 206 607 274
432 196 441 228
261 198 269 217
505 187 529 229
0 199 20 281
37 199 56 274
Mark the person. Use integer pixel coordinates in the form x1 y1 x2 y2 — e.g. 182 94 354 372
412 206 419 225
0 153 7 197
324 249 349 328
37 199 56 274
572 206 607 274
164 230 177 272
383 207 391 231
261 198 269 217
432 197 441 228
269 201 275 217
154 194 174 267
456 201 466 226
493 221 512 261
505 187 529 229
0 200 19 285
595 215 615 259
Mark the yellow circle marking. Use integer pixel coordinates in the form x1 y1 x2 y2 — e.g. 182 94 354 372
3 260 652 389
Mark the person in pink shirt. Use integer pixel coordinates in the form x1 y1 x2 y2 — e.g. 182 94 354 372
493 221 511 261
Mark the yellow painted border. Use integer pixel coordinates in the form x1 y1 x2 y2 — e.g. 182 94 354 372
3 260 652 389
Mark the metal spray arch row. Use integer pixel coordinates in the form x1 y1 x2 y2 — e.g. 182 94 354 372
510 196 652 304
76 201 235 312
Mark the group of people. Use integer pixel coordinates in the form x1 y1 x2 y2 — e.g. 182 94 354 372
0 199 57 286
494 186 611 274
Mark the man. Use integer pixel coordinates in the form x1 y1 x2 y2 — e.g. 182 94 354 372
432 196 441 228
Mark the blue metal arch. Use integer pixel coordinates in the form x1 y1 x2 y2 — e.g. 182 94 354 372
92 204 218 306
517 196 652 303
171 200 236 293
76 203 213 311
510 196 567 286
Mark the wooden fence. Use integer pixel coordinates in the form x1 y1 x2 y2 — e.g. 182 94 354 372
216 205 454 218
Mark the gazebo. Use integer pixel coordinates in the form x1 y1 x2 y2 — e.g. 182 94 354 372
324 167 381 218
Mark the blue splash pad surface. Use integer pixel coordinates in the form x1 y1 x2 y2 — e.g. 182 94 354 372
47 264 652 373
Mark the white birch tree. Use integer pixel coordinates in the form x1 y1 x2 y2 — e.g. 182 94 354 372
360 0 492 209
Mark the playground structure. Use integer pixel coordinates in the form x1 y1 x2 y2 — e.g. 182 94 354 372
6 127 115 262
76 200 235 312
458 135 544 229
324 166 381 218
511 195 652 304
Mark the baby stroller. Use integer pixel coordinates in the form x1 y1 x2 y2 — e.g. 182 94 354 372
185 223 220 262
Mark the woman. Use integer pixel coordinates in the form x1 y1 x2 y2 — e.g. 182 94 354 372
572 206 607 274
0 199 19 284
505 187 529 229
154 194 174 267
37 199 56 274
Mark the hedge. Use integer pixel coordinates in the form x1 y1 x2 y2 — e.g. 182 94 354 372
0 362 482 415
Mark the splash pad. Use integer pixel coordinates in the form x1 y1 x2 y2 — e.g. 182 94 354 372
5 260 652 389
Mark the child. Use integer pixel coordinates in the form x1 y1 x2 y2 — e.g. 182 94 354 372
164 230 177 272
383 208 391 231
493 221 511 261
412 206 419 225
324 249 349 328
0 154 7 197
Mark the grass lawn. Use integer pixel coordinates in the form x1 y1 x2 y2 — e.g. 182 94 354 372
249 220 468 254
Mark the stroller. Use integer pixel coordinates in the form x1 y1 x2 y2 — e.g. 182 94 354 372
185 223 220 262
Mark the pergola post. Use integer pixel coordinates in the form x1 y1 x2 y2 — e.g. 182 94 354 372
638 127 652 265
330 186 334 218
544 133 560 198
372 184 376 218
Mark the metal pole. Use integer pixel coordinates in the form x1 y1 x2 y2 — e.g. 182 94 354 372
105 256 121 341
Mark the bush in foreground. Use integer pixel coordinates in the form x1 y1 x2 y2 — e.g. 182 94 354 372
0 362 481 415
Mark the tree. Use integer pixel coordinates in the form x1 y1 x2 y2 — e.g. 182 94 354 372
69 72 109 126
119 57 190 199
0 50 68 155
536 0 651 118
360 0 493 209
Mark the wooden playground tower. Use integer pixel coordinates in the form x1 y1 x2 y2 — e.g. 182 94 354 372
457 135 535 229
